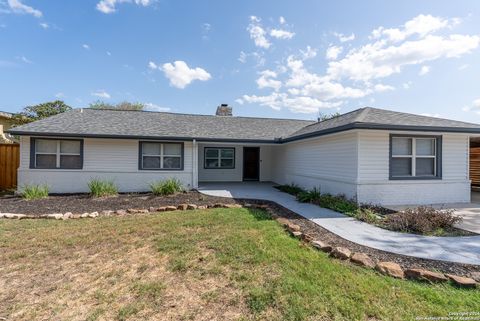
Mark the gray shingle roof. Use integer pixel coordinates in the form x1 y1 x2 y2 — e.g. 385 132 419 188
9 107 480 143
286 107 480 141
8 108 315 142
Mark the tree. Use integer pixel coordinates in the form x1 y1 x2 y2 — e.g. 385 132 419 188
89 100 144 111
317 112 341 122
12 100 72 125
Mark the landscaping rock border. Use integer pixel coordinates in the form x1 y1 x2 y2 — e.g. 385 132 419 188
1 200 478 288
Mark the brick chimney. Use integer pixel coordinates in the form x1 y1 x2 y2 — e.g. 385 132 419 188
215 104 232 116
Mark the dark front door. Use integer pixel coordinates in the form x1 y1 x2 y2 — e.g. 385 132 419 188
243 147 260 181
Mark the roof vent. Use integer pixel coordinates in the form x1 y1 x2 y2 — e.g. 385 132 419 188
215 104 232 116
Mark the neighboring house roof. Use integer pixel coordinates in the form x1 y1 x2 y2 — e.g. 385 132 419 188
0 111 13 119
8 107 480 143
7 108 315 142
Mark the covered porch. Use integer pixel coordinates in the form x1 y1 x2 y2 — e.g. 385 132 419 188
196 142 277 184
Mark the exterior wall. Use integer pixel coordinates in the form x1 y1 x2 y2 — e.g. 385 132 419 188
271 132 358 198
357 130 470 205
18 136 195 193
197 143 273 182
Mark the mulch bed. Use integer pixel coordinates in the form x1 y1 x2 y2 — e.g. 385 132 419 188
0 191 238 215
1 191 479 279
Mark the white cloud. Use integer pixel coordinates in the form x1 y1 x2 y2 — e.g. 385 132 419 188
256 70 282 91
279 16 286 24
39 22 48 29
55 92 65 98
325 45 342 60
328 34 480 82
91 90 111 99
334 32 355 43
420 112 441 117
96 0 153 14
106 51 112 56
201 22 211 40
7 0 42 17
148 61 157 69
17 55 32 64
419 65 430 76
402 81 412 89
238 51 247 63
371 14 452 42
458 64 469 70
374 84 395 92
247 16 271 49
144 102 171 112
270 28 295 39
300 46 317 60
462 98 480 114
239 14 479 115
160 60 211 89
82 44 90 50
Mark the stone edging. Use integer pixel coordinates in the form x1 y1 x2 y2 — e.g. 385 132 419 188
1 202 478 288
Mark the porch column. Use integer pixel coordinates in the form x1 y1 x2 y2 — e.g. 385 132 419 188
192 139 199 188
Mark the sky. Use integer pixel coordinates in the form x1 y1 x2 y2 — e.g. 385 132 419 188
0 0 480 122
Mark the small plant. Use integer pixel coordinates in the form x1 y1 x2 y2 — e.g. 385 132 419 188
315 194 358 215
21 184 49 200
275 183 304 196
296 187 321 203
87 179 118 197
383 206 462 235
150 178 183 196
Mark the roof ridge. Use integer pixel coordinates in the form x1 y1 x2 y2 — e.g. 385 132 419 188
354 107 371 122
81 107 315 123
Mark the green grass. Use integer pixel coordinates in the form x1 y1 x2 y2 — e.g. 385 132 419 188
87 178 118 197
0 208 478 320
21 184 49 200
150 178 183 196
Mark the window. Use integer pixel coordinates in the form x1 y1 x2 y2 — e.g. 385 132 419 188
390 135 441 179
31 138 83 169
140 142 183 170
204 147 235 169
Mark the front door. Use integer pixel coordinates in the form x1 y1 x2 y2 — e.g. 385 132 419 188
243 147 260 181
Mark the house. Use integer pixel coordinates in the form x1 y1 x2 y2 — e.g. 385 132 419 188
8 105 480 206
0 111 16 143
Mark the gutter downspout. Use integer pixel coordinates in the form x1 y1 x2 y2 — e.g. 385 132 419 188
192 139 198 189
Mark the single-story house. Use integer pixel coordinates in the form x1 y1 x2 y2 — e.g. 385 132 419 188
8 105 480 205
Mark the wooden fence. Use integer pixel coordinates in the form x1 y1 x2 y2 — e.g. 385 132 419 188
470 147 480 186
0 144 19 190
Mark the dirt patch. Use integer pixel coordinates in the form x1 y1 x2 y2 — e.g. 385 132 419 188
0 191 238 215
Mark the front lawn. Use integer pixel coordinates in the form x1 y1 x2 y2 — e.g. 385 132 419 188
0 208 478 320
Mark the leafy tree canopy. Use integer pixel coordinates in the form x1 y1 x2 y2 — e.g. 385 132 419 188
89 100 144 111
12 100 72 125
317 112 341 122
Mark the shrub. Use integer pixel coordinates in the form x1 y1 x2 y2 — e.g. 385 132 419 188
275 183 304 196
88 179 118 197
150 178 183 196
383 206 461 234
296 187 321 203
315 194 358 215
354 208 382 225
21 184 49 200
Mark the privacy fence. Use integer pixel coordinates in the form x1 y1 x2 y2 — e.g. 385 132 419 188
0 144 19 190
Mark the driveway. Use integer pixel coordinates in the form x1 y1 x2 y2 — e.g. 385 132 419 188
388 192 480 234
198 182 480 265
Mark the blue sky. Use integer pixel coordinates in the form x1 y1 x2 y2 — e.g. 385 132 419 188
1 0 480 122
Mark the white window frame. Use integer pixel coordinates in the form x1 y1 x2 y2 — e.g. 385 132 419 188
390 136 440 179
140 142 183 170
204 147 235 169
33 139 82 169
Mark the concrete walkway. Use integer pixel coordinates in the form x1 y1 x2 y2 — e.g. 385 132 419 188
198 182 480 265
